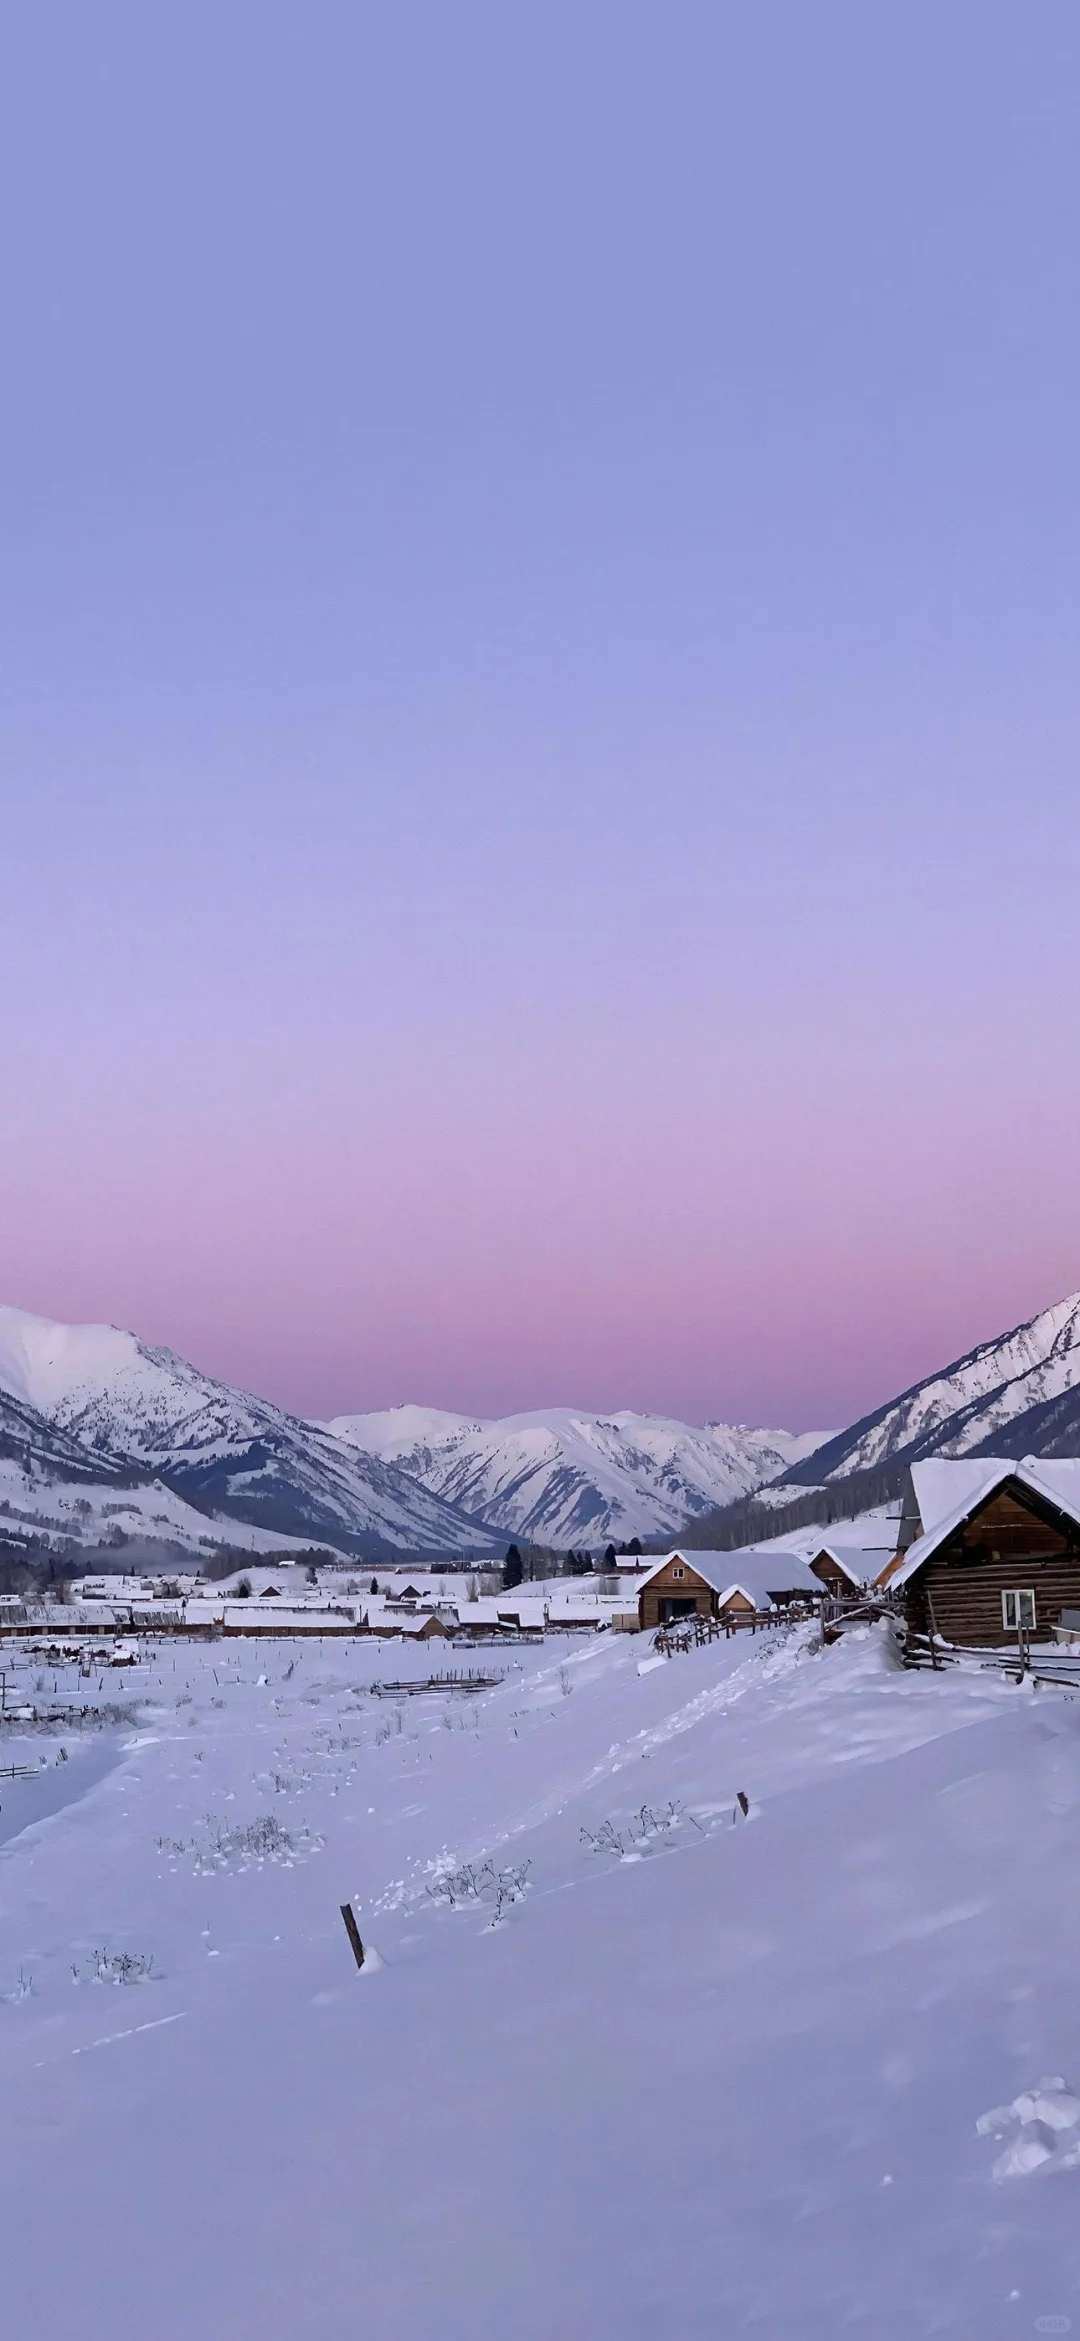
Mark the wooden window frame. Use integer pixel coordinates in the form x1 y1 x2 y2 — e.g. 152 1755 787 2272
1002 1588 1036 1631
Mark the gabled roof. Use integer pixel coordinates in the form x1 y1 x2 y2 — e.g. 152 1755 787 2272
889 1457 1080 1590
810 1544 867 1586
907 1460 1009 1541
635 1549 740 1597
636 1548 820 1609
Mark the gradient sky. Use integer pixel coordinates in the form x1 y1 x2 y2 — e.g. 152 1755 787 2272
3 4 1080 1430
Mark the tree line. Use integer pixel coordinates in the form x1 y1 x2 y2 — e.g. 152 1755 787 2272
676 1464 907 1552
501 1539 643 1588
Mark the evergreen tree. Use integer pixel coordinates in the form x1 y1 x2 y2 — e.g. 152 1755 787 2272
503 1544 524 1589
604 1543 617 1568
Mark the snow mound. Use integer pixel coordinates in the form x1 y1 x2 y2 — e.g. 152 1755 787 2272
977 2078 1080 2180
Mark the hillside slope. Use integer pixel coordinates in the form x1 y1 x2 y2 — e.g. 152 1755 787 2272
0 1383 130 1483
780 1291 1080 1486
2 1623 1078 2336
0 1384 326 1567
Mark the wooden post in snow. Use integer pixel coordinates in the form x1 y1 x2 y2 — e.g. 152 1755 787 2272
340 1902 365 1970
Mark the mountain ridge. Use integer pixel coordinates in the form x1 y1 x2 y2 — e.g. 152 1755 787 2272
0 1306 502 1560
779 1291 1080 1487
0 1379 338 1570
326 1402 831 1547
9 1286 1080 1564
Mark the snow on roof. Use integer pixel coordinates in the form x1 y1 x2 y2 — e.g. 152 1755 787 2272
811 1545 870 1585
636 1549 820 1605
496 1600 548 1629
220 1602 359 1629
890 1457 1080 1590
907 1460 1008 1541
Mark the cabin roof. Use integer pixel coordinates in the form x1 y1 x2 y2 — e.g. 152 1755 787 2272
889 1458 1080 1589
811 1544 867 1584
636 1548 820 1606
496 1600 548 1628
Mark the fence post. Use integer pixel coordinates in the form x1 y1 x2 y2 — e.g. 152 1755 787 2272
340 1902 365 1970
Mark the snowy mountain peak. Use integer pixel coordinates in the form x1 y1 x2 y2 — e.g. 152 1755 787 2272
782 1290 1080 1486
0 1304 148 1419
326 1404 833 1546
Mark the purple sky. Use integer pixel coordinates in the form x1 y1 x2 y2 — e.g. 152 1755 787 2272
3 4 1080 1430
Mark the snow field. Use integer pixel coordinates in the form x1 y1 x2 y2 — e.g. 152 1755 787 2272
2 1623 1080 2335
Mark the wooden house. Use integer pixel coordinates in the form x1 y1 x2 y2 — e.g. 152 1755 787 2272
636 1549 820 1632
883 1458 1080 1647
807 1545 865 1597
397 1611 453 1640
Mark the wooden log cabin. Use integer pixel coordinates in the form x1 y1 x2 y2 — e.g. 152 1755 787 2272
807 1544 865 1597
637 1549 820 1632
883 1458 1080 1648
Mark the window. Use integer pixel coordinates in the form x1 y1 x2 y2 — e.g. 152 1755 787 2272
671 1566 684 1579
1002 1589 1036 1631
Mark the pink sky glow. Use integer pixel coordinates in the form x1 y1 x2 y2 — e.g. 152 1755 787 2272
3 7 1080 1429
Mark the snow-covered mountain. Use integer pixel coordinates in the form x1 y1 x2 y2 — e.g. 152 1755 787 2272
325 1404 831 1547
0 1380 331 1567
0 1381 128 1485
9 1284 1080 1564
0 1445 320 1569
781 1291 1080 1486
0 1308 502 1560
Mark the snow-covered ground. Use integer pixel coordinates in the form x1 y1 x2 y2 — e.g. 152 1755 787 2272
2 1622 1080 2336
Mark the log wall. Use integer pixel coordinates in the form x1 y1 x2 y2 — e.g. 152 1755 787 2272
639 1559 716 1633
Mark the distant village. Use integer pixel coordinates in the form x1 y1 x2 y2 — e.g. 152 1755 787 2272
4 1454 1080 1668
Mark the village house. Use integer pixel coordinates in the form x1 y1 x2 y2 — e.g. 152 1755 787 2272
880 1458 1080 1648
388 1610 453 1641
806 1544 866 1597
636 1549 821 1632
